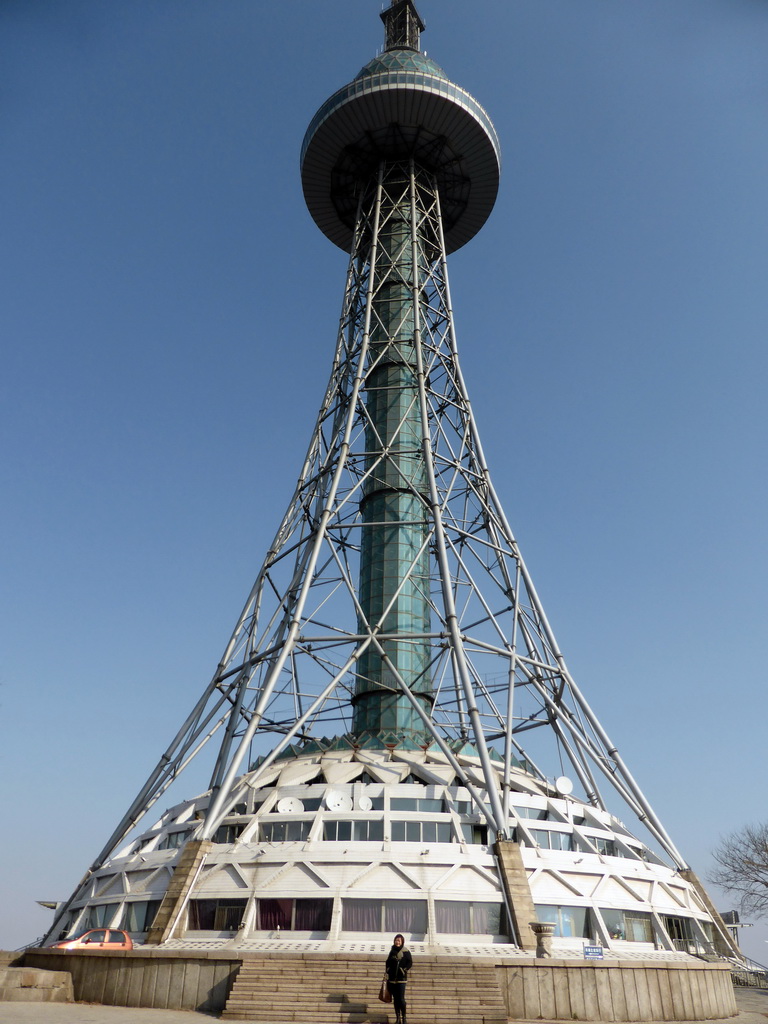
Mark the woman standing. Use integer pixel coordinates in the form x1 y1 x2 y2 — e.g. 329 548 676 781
385 933 412 1024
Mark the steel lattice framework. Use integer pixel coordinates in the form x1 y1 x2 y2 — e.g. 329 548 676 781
82 155 686 880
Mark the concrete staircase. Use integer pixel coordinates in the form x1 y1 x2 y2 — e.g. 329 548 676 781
221 953 508 1024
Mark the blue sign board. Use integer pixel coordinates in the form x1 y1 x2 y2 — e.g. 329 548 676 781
583 945 604 960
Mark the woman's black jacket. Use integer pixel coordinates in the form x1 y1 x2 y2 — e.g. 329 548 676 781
386 948 412 983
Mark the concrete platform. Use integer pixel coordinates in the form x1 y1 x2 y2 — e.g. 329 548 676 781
0 985 765 1024
0 966 74 1003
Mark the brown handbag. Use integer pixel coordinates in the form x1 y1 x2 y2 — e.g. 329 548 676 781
378 977 392 1003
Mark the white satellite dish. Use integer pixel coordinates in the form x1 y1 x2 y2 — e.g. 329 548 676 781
357 795 373 811
325 790 353 812
276 796 304 814
555 776 574 796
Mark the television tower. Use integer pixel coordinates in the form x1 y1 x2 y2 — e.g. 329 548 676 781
43 0 736 960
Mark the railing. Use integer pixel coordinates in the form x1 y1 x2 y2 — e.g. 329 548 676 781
672 936 716 957
730 954 768 988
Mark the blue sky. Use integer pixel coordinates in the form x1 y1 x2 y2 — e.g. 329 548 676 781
2 0 767 960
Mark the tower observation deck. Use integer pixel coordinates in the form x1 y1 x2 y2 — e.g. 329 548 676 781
301 0 500 254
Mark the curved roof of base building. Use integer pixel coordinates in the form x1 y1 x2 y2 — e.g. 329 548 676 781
301 47 501 255
55 746 726 958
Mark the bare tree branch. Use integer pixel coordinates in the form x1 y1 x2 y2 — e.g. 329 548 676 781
710 823 768 918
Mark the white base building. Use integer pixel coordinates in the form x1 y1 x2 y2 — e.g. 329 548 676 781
61 744 722 958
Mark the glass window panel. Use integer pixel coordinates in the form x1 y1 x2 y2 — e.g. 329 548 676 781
145 899 161 931
436 822 452 843
561 907 588 938
663 916 692 942
483 903 503 934
602 908 625 939
594 837 616 856
337 820 352 841
514 806 548 820
422 821 437 842
158 830 190 850
212 823 245 844
405 821 420 842
551 831 574 852
368 819 384 841
601 909 651 941
216 900 247 931
385 900 427 934
530 828 573 850
701 921 716 942
342 898 382 931
189 899 246 931
436 900 470 933
121 900 161 932
285 821 309 841
258 898 292 930
294 898 333 931
536 905 559 928
626 913 653 942
188 900 217 930
391 820 405 841
471 902 503 934
391 798 418 811
536 905 589 938
121 903 140 932
85 904 118 928
261 822 286 842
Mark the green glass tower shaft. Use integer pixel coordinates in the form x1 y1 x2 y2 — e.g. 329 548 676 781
352 162 433 744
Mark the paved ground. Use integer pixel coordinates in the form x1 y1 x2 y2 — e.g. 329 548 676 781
0 986 766 1024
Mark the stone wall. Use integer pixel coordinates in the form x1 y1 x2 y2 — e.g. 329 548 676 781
24 949 239 1014
497 958 737 1022
22 948 738 1021
0 967 74 1003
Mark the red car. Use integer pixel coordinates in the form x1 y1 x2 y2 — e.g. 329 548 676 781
49 928 133 950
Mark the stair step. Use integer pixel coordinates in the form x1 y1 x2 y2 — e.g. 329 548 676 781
222 954 508 1024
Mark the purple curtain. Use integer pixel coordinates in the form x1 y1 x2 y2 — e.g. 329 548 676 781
294 899 333 931
258 899 292 930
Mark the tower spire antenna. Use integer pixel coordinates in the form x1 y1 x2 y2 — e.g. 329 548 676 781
381 0 425 52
